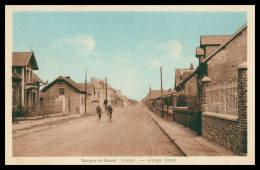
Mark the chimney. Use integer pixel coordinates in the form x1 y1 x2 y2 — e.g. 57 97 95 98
190 63 194 70
66 76 70 79
44 80 49 87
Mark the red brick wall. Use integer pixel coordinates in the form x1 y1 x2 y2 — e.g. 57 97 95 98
202 28 247 154
207 29 247 86
238 67 247 153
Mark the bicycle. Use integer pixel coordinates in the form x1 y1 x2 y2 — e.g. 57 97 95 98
108 110 112 122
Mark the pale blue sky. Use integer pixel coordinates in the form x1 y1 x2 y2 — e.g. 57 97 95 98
13 11 247 101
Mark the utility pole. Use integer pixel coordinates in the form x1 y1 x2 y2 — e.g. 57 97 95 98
105 77 107 111
149 84 151 110
85 68 87 113
160 66 164 118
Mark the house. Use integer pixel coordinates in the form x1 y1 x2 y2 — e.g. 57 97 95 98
174 34 236 108
87 77 117 107
12 51 43 108
12 72 22 109
41 76 91 114
146 90 168 109
174 63 198 108
199 24 248 154
174 63 197 96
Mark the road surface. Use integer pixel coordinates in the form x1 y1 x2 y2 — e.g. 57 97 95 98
13 104 184 157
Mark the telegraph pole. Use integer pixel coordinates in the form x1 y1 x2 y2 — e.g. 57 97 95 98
85 68 87 113
149 84 151 110
105 77 107 111
160 66 164 118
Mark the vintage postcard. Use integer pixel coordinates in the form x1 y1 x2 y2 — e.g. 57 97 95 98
5 5 255 165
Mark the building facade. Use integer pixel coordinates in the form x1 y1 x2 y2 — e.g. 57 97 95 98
88 77 124 108
201 24 247 154
41 76 91 114
12 51 43 109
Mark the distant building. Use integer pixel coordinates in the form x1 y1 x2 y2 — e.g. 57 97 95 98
87 77 116 107
174 63 197 96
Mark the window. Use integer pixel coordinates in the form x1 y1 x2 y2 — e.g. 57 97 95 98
59 87 64 94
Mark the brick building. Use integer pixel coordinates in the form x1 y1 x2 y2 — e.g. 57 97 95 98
88 77 117 107
175 64 197 95
200 24 248 154
41 76 91 114
169 23 248 154
174 64 198 108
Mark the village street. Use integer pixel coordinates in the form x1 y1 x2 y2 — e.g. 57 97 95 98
13 104 184 157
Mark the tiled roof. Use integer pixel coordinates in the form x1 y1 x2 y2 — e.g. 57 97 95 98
78 83 93 94
196 47 204 56
200 35 232 46
41 76 86 93
202 24 247 64
62 76 85 92
12 51 39 70
32 73 43 83
147 90 168 100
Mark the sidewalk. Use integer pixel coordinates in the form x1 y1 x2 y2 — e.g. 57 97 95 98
13 112 95 132
145 109 236 156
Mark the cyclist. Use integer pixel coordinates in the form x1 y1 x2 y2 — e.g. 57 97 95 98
107 105 113 122
96 105 102 123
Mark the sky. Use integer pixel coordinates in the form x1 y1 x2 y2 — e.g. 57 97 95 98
12 11 247 102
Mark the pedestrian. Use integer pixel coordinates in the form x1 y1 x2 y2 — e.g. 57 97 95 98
96 105 102 123
107 105 113 122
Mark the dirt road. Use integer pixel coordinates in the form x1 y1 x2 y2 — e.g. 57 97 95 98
13 104 184 157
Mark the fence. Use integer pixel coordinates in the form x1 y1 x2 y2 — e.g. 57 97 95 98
148 94 201 135
13 100 63 118
173 108 202 135
205 82 238 116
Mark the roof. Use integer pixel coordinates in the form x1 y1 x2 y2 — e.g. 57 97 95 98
32 73 43 83
77 83 93 94
200 35 232 46
12 71 22 81
196 47 204 56
147 90 168 100
176 23 247 90
175 69 196 88
41 76 88 93
12 51 39 70
202 24 247 64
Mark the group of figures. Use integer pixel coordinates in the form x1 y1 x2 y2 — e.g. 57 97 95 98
96 105 113 123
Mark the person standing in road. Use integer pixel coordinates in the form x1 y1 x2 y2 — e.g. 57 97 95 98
96 105 102 123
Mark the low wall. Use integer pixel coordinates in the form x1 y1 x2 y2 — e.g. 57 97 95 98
202 113 244 154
